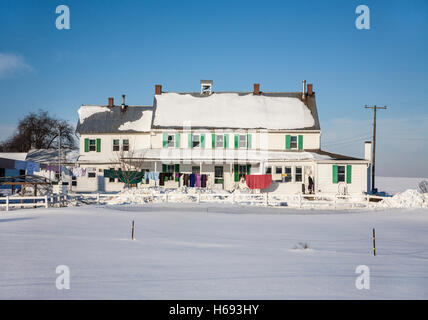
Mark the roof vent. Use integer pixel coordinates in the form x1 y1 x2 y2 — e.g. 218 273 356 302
200 80 213 96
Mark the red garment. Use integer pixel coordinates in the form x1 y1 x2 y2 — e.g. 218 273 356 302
245 174 272 189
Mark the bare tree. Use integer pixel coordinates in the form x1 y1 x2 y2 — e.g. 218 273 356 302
0 109 77 152
109 148 148 188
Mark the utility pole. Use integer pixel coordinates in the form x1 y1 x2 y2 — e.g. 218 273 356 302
58 127 61 183
365 105 387 192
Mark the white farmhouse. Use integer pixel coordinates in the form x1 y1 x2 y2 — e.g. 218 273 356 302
75 81 371 195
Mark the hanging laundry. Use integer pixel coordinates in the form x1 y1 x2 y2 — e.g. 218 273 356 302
201 174 207 188
195 174 201 187
189 174 196 187
159 173 165 186
26 161 40 174
144 171 159 181
183 174 189 187
245 174 272 190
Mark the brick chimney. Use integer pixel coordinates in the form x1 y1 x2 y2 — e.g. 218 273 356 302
307 84 313 96
108 97 114 107
253 83 260 95
155 84 162 95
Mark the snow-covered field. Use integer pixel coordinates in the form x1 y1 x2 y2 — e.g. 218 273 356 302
376 176 427 195
1 204 427 299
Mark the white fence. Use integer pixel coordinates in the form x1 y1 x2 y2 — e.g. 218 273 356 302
69 192 386 209
0 192 386 211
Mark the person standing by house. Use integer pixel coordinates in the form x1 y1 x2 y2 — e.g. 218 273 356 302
308 176 314 194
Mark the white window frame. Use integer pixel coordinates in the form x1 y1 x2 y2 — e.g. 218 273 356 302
88 139 96 152
122 139 129 151
215 135 224 148
167 134 175 148
338 165 346 182
239 134 247 148
192 134 200 148
295 166 303 182
283 166 292 183
290 136 298 149
112 139 120 152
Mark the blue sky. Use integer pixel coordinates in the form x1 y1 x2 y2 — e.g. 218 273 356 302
1 0 427 177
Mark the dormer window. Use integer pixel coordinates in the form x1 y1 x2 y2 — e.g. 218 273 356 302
200 80 213 96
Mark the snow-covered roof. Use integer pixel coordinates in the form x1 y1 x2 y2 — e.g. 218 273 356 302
26 149 79 164
153 92 320 130
76 105 153 134
0 152 27 161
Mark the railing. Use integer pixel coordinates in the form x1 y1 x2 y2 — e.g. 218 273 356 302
0 192 388 211
66 192 388 209
0 195 49 211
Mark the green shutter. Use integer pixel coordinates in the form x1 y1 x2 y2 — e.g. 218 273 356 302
175 133 180 148
332 165 338 184
224 134 228 148
298 135 303 150
285 135 291 150
234 164 239 182
247 134 252 149
346 165 352 184
212 133 216 149
84 138 89 152
162 133 167 148
96 138 101 152
162 164 166 173
246 164 251 175
234 134 239 149
188 133 193 148
201 134 205 148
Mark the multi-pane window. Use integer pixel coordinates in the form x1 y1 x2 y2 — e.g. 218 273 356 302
192 166 200 174
283 167 292 182
88 172 96 178
192 135 200 148
214 166 224 184
295 166 303 182
290 136 298 149
166 164 174 173
275 166 282 174
265 166 272 174
338 165 346 182
113 139 120 151
89 139 96 151
167 134 174 147
216 135 224 148
239 135 246 148
122 139 129 151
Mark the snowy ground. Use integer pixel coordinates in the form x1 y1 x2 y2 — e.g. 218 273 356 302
1 204 427 299
376 176 427 195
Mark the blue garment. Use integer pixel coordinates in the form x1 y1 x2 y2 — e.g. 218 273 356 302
189 174 196 187
26 161 40 175
14 160 27 170
144 172 160 180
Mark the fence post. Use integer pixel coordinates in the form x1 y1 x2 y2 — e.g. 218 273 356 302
264 193 268 206
334 195 337 210
165 194 168 203
298 194 302 209
197 193 201 203
44 195 48 208
97 193 100 204
5 196 9 212
231 193 235 204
